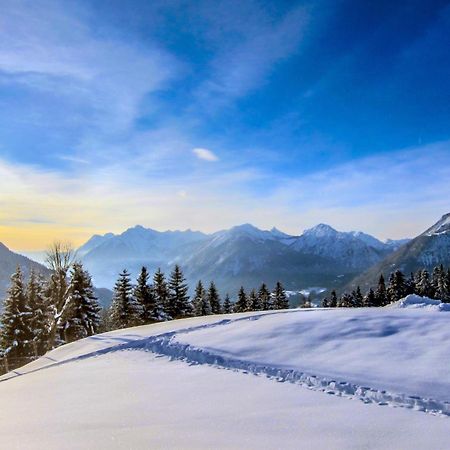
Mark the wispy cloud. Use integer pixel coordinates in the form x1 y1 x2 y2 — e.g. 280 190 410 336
192 148 219 162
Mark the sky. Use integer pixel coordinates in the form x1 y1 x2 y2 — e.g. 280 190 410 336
0 0 449 251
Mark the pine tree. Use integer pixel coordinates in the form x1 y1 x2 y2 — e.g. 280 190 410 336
432 265 449 301
258 283 272 310
1 267 33 363
363 288 376 307
134 267 159 324
110 270 140 329
168 265 191 318
222 293 233 314
329 290 338 307
207 281 221 314
338 293 354 307
405 272 416 295
60 263 101 343
27 270 51 356
234 286 247 313
192 281 211 316
374 274 388 306
153 268 170 319
352 286 364 307
247 289 261 311
321 297 330 307
387 270 406 304
416 269 433 297
273 281 289 310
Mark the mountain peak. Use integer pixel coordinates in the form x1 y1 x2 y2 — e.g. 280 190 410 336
422 213 450 237
303 223 338 237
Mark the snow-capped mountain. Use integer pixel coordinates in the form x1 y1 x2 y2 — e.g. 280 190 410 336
348 213 450 290
78 223 408 295
0 242 51 301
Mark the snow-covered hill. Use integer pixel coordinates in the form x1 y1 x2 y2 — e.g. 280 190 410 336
1 303 448 449
78 223 408 294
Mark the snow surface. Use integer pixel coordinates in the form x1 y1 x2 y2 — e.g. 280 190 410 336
1 306 449 449
389 294 450 311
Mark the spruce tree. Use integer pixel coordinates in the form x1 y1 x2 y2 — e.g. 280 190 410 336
207 281 221 314
374 274 388 306
338 293 354 307
1 267 33 363
192 281 211 316
60 263 101 342
329 290 338 307
363 288 376 307
257 283 272 310
387 270 406 304
168 265 192 318
27 270 51 356
134 267 158 324
432 265 449 301
110 270 140 329
222 293 233 314
153 268 170 319
321 297 330 307
416 269 433 297
247 288 261 311
352 286 364 307
234 286 247 313
273 281 289 310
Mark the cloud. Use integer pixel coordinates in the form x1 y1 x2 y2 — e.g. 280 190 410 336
192 148 219 162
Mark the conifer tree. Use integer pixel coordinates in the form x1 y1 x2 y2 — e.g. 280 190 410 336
168 265 191 318
387 270 406 304
222 293 233 314
258 283 272 310
207 281 221 314
432 265 449 301
27 270 51 356
134 267 159 323
273 281 289 310
329 290 338 307
352 286 364 307
405 272 416 295
60 263 101 343
374 274 388 306
110 270 140 329
234 286 247 313
321 297 330 307
192 280 211 316
153 268 170 319
416 269 433 297
338 293 354 307
247 288 261 311
1 267 33 363
363 288 376 307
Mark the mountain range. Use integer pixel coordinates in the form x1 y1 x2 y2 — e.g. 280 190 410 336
348 213 450 291
77 223 410 295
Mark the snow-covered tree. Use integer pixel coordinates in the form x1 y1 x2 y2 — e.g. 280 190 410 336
329 290 338 307
387 270 406 304
222 293 233 314
258 283 272 310
153 268 170 319
352 286 364 307
247 288 261 311
338 293 354 307
363 288 376 307
273 281 289 310
60 263 101 343
26 270 52 356
234 286 247 313
416 269 433 298
168 265 192 318
1 267 33 362
110 270 140 329
192 280 211 316
432 265 449 301
207 281 221 315
134 267 159 323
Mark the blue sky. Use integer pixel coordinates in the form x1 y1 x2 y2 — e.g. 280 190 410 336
0 0 449 249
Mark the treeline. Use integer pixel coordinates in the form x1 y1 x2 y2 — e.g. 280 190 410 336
105 265 289 329
322 265 450 308
0 243 290 373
